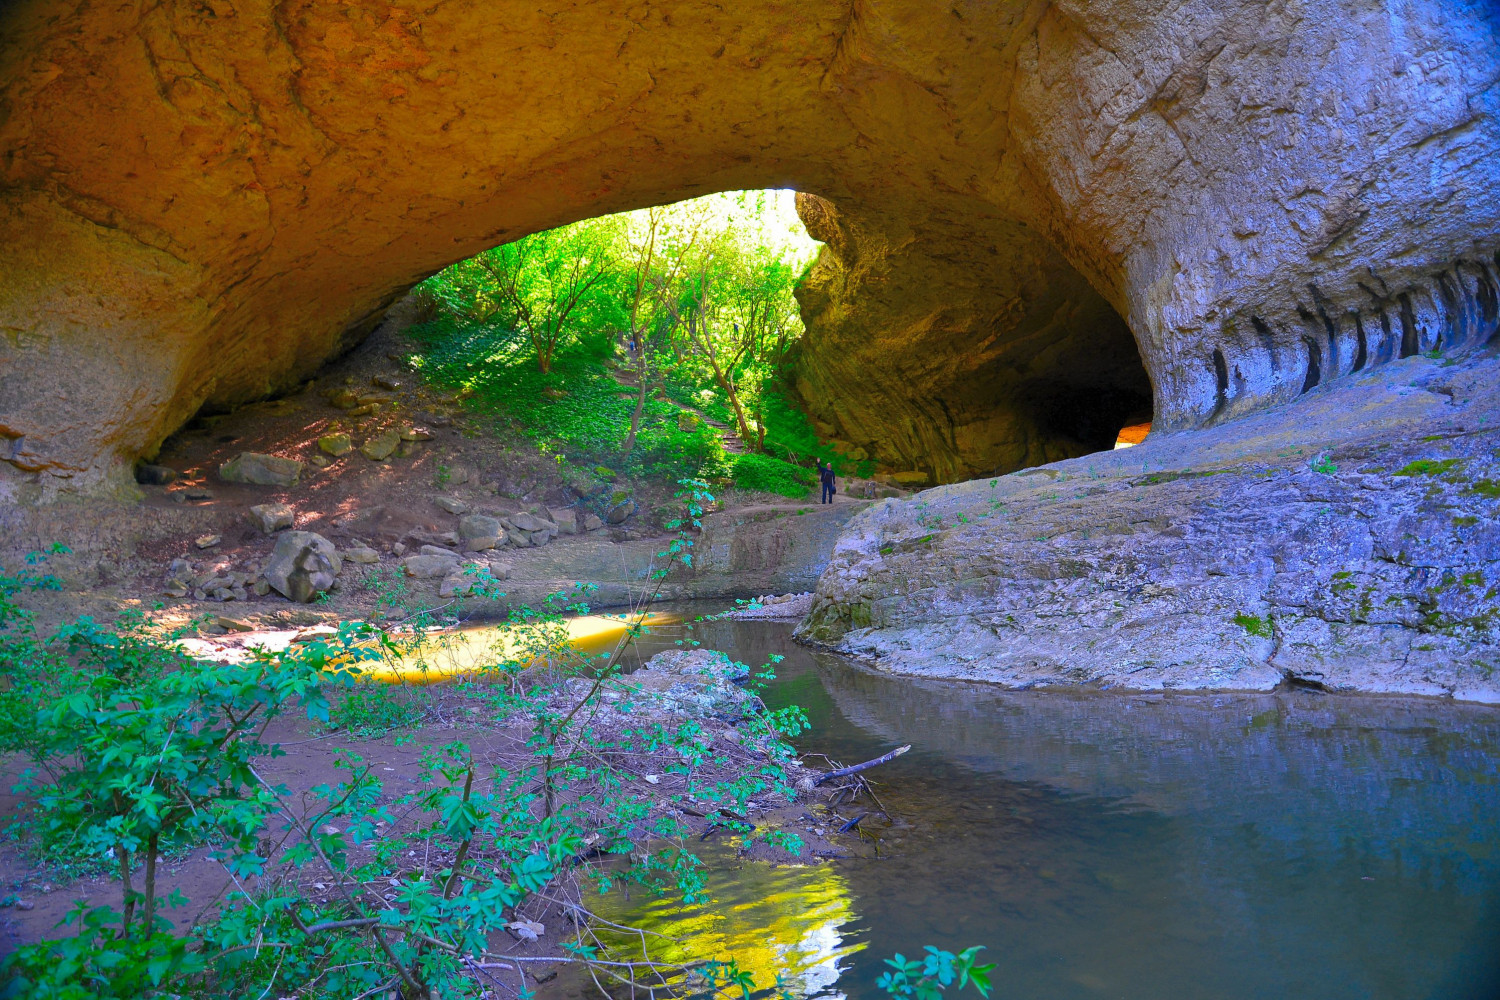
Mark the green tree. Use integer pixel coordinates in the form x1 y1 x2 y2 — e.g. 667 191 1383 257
475 218 626 373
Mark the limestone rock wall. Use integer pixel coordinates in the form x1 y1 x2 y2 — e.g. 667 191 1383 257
1 0 1497 492
796 352 1500 700
792 194 1153 483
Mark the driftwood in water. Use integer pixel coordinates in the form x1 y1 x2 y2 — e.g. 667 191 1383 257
813 744 911 786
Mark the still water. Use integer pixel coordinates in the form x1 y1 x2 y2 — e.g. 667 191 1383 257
571 616 1500 1000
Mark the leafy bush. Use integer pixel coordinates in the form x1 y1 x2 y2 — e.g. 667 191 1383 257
0 486 829 998
731 452 815 498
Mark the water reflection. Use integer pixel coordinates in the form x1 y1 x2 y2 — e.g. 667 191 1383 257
571 616 1500 1000
574 856 861 1000
350 612 680 683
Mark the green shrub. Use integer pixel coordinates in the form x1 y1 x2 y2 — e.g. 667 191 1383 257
731 452 815 498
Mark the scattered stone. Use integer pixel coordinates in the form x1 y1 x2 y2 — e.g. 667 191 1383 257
487 560 513 580
438 563 494 598
220 452 304 487
327 388 360 409
505 528 533 548
400 553 461 579
163 584 188 598
185 488 214 501
372 374 402 391
605 500 634 524
583 514 604 532
343 545 380 564
169 558 194 577
360 430 401 461
419 543 461 558
447 465 471 486
435 497 468 515
549 508 579 534
397 440 420 459
318 432 353 456
195 534 222 549
392 542 407 556
309 454 330 468
458 514 503 551
510 511 553 533
247 502 295 534
349 403 381 418
408 530 461 548
252 578 271 596
528 530 551 547
215 616 255 632
263 531 342 603
135 463 177 485
400 426 432 441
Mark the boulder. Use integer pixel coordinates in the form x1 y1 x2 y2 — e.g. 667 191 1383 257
438 562 495 598
219 452 304 487
135 463 177 485
549 508 579 535
419 543 461 558
318 432 353 456
360 430 401 461
605 500 634 524
343 545 380 564
327 388 360 410
435 497 468 515
247 502 295 534
505 527 532 548
583 514 604 532
401 426 433 441
511 511 554 534
400 553 461 579
458 514 503 551
263 531 342 603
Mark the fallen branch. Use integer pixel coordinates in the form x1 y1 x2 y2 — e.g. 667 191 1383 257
813 745 911 786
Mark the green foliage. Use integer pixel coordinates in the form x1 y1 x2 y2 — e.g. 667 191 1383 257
1393 458 1461 477
1233 613 1274 638
877 947 996 1000
408 318 724 478
0 491 817 998
1309 453 1338 475
410 190 843 485
327 681 429 739
730 452 816 498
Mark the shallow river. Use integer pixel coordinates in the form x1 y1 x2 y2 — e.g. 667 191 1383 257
557 615 1500 1000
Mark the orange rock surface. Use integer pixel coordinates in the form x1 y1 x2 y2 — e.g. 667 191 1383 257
1 0 1496 492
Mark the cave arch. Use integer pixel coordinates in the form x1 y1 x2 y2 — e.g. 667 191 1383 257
0 0 1496 490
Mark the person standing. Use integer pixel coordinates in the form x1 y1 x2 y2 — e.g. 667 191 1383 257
819 460 836 504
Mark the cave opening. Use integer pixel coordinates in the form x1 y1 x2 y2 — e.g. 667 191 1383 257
395 187 1157 493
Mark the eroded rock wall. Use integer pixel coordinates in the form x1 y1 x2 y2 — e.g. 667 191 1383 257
1 0 1497 492
792 195 1153 483
796 352 1500 700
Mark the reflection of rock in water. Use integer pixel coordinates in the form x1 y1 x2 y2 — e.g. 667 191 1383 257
810 657 1500 1000
816 658 1500 823
633 619 1500 1000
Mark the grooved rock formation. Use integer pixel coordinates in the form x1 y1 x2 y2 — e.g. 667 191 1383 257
1 0 1498 493
797 352 1500 700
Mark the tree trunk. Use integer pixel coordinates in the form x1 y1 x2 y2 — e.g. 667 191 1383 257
621 368 649 457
